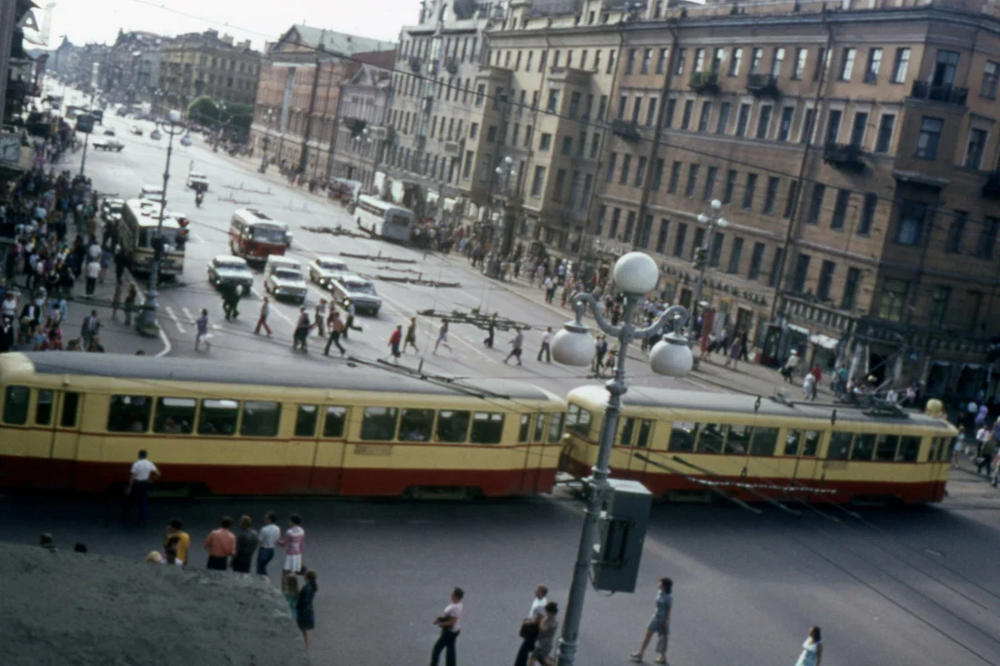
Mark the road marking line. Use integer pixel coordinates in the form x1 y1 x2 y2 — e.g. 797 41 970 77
181 307 196 324
190 232 204 242
156 324 172 358
164 306 186 334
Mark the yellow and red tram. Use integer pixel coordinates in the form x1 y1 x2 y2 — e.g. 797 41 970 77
560 386 956 505
0 353 566 497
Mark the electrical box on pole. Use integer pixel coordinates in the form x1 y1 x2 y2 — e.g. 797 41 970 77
590 479 652 593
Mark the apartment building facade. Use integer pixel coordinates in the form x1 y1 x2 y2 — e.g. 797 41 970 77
249 24 394 181
329 62 395 193
158 29 260 108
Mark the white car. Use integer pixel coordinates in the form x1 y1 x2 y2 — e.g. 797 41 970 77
308 257 350 288
186 172 209 191
264 256 308 304
139 185 164 204
101 197 124 223
329 274 381 315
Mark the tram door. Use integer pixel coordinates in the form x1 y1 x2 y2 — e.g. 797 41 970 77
621 417 655 479
297 404 348 494
520 413 548 493
46 391 83 491
786 428 824 493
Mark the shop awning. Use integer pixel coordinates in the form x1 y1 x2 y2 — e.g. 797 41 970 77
788 324 809 335
443 197 457 212
809 333 839 351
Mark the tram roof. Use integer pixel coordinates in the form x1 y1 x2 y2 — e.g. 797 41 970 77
568 385 955 431
7 353 558 403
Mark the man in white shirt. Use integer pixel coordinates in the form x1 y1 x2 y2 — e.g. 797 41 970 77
537 327 553 363
431 587 464 666
514 584 549 666
256 511 281 575
121 450 160 527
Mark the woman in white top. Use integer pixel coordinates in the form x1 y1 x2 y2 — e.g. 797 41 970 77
795 626 823 666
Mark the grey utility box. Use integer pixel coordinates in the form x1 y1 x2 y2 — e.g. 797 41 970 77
591 479 652 593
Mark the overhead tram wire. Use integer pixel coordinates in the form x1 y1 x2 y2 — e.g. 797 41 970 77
126 0 1000 240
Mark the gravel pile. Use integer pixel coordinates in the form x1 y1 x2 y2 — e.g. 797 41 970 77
0 541 311 666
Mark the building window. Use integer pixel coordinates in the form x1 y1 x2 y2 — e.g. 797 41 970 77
624 211 636 243
964 128 988 170
982 61 999 99
874 114 895 153
703 166 718 201
698 102 712 133
651 158 665 191
609 208 620 238
668 161 681 193
569 91 582 119
750 48 763 75
977 216 999 259
945 211 966 254
915 117 943 160
642 48 652 74
933 50 959 87
486 125 497 143
656 48 668 74
675 47 686 75
895 200 928 246
968 291 984 334
596 205 606 236
631 97 643 123
685 164 700 197
673 223 688 258
654 219 671 254
741 173 757 209
638 213 653 248
619 155 632 185
539 132 551 151
807 184 825 224
552 169 567 202
562 136 573 156
858 193 878 236
710 231 724 267
692 228 706 260
663 98 676 128
530 166 546 197
607 49 616 74
680 100 694 130
645 98 659 127
723 169 737 204
792 254 811 293
831 189 850 229
626 48 636 74
793 47 807 80
763 176 779 215
878 279 909 322
716 102 731 134
616 95 627 120
755 106 772 139
777 106 794 142
800 108 816 144
814 47 827 81
768 247 785 287
712 48 724 74
928 286 951 328
864 48 882 83
841 267 861 310
635 157 647 187
729 48 742 77
589 131 600 157
727 237 744 274
735 103 750 137
825 109 842 144
605 153 617 182
748 242 765 280
849 112 868 147
892 48 910 83
476 84 486 106
817 261 835 301
772 48 785 77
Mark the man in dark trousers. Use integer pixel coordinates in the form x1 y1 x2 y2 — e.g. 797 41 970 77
514 584 548 666
221 284 242 321
483 314 496 348
431 587 464 666
120 449 160 527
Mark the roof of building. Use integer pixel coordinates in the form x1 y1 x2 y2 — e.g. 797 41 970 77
286 24 395 55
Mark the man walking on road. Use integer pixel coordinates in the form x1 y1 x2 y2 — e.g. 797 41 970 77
343 300 363 339
387 324 403 364
204 516 237 571
80 309 100 351
430 587 464 666
404 316 419 353
254 297 272 336
537 327 553 363
314 299 327 338
324 311 347 356
482 314 496 349
293 307 313 353
120 449 159 527
514 584 548 666
543 276 555 304
257 511 280 575
195 309 212 351
504 328 524 366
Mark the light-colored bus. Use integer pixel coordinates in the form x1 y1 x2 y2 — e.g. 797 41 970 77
119 199 189 276
355 195 414 243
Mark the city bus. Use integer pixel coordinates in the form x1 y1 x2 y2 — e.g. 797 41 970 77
118 199 188 277
229 208 292 264
355 195 414 243
0 353 566 498
560 386 956 505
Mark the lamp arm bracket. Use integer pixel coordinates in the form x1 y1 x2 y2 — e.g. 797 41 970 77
635 304 691 340
572 293 621 339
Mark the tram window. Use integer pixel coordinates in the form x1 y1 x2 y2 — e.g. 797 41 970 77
939 437 953 462
898 436 922 462
241 401 281 437
851 433 877 461
828 432 853 460
198 399 239 436
927 438 940 462
398 408 435 442
471 412 505 444
619 418 636 447
695 423 726 454
802 431 820 457
35 390 54 425
323 406 347 438
636 420 653 449
108 395 152 433
361 407 398 441
437 410 470 443
784 430 802 456
295 405 318 437
518 415 531 443
533 413 547 443
60 392 80 428
726 424 751 454
749 427 779 456
548 413 565 443
668 421 696 452
874 434 899 461
154 397 195 434
3 386 29 425
566 404 592 437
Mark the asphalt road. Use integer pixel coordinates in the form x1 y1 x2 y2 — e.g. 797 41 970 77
3 471 1000 666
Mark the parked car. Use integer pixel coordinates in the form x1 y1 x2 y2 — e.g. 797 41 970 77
186 172 210 191
207 255 254 293
101 198 125 223
130 125 143 136
263 255 308 304
308 257 350 288
329 275 381 315
139 185 164 204
92 140 124 152
103 127 116 136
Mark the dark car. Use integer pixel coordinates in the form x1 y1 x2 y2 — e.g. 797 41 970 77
207 255 254 293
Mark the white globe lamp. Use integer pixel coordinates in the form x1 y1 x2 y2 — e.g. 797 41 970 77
649 333 694 377
551 324 595 367
613 252 658 295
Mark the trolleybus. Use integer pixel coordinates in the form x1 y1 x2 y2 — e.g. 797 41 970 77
355 195 414 243
118 199 188 276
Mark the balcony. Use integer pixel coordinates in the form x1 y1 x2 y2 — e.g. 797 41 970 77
689 71 720 94
746 73 780 97
444 57 458 75
983 171 1000 199
408 56 421 73
611 119 641 142
909 80 968 106
823 142 864 170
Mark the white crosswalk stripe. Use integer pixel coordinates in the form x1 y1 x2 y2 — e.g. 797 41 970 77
164 306 186 334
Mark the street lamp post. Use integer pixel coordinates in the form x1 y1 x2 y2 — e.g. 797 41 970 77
691 199 729 362
551 251 694 666
136 109 187 337
493 155 516 256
